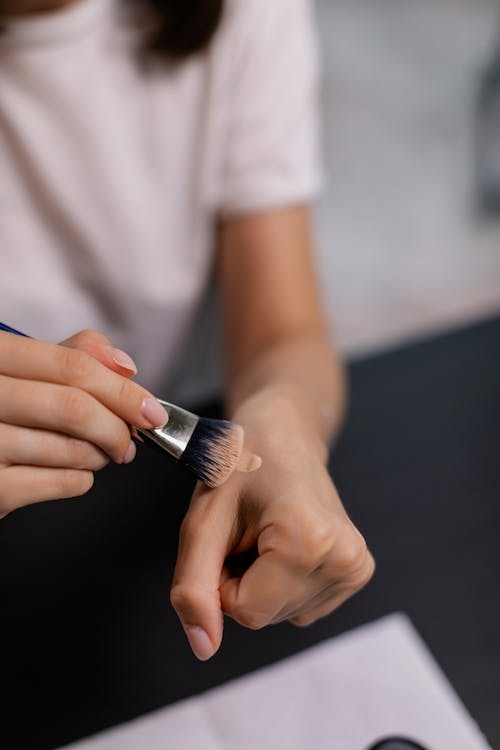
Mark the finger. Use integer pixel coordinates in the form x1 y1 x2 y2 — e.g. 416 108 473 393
288 552 376 627
0 375 135 463
0 423 110 470
219 546 305 630
269 527 372 623
219 512 337 629
268 577 335 625
170 482 238 660
0 465 94 515
271 579 338 624
289 587 354 627
0 331 167 429
62 329 137 378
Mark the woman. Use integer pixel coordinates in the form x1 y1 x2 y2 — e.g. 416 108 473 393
0 0 374 669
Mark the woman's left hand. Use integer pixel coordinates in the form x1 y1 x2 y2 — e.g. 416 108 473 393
170 389 375 661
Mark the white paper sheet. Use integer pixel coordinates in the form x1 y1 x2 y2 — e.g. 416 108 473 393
62 614 492 750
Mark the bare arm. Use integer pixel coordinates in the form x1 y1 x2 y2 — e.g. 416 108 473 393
219 205 346 449
170 205 374 662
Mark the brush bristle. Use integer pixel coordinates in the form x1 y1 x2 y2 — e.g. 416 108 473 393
180 418 244 488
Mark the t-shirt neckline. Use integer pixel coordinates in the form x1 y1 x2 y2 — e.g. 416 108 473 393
1 0 114 48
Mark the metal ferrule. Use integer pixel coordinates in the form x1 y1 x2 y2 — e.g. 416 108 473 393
137 400 199 459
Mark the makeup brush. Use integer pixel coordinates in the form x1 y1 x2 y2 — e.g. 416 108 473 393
0 321 245 488
137 400 244 487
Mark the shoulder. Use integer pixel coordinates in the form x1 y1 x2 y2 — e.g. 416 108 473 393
211 0 319 87
224 0 314 25
218 0 317 52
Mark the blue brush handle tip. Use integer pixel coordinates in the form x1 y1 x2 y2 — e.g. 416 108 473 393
0 322 29 337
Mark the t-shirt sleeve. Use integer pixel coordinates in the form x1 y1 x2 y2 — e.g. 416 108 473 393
217 0 323 216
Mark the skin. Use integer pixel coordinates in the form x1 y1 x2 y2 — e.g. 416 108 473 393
0 0 375 657
0 330 169 515
170 207 375 659
0 209 374 656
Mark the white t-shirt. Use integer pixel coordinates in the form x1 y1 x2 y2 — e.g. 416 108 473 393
0 0 321 392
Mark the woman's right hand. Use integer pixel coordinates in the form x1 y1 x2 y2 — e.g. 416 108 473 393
0 328 168 517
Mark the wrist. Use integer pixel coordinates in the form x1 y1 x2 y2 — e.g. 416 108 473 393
230 384 331 466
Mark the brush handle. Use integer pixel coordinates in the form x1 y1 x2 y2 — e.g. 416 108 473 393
0 322 30 337
137 400 198 459
0 321 241 486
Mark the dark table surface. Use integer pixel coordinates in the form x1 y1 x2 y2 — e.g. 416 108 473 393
1 315 499 750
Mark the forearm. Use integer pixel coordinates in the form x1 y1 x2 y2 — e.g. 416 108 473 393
218 207 346 456
227 331 346 455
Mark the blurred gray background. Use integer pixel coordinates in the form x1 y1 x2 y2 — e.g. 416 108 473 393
316 0 500 356
170 0 500 402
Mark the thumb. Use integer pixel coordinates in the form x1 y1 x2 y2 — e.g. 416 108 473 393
61 329 137 378
170 482 237 660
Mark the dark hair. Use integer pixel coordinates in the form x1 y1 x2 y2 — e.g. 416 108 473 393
141 0 225 61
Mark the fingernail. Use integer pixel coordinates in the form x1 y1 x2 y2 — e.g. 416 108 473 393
141 398 168 428
122 440 136 464
105 347 137 374
184 626 215 661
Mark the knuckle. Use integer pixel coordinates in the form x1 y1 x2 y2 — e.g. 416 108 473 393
170 582 204 617
57 388 89 431
66 438 93 467
58 347 94 385
115 376 134 411
336 530 369 579
67 439 106 470
286 515 335 572
358 551 376 587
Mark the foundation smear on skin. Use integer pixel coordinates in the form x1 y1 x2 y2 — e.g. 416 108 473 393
236 450 263 474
